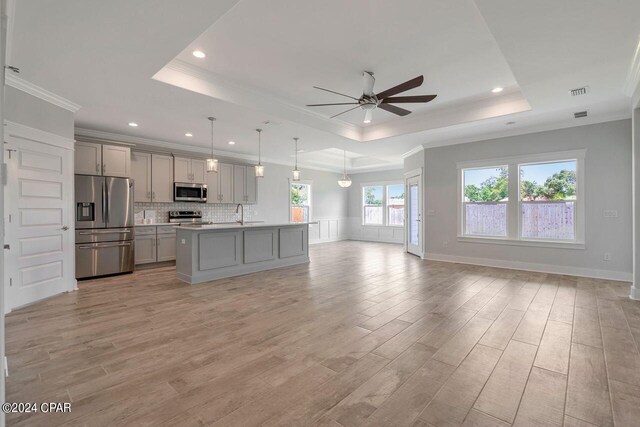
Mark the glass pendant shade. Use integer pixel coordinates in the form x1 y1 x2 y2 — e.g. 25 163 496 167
338 174 352 188
206 158 218 173
255 128 264 177
292 137 301 181
337 149 351 187
207 116 218 173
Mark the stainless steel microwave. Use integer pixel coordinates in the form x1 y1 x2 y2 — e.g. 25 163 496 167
174 182 208 202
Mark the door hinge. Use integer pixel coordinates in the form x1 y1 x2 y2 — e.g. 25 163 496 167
3 244 9 250
9 277 12 287
5 148 16 159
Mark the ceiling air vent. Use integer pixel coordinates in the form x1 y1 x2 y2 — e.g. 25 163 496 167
574 111 588 119
569 86 589 96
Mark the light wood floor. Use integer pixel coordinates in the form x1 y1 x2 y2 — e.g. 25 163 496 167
5 241 640 426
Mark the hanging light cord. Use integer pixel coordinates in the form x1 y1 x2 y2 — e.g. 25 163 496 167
294 138 299 169
257 129 262 165
209 117 216 157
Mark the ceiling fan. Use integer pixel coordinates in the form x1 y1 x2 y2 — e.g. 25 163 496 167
307 72 437 123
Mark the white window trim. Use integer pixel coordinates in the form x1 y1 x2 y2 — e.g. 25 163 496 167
361 181 405 227
289 179 312 223
456 149 586 249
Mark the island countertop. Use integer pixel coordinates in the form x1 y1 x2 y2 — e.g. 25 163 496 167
175 221 317 231
175 222 312 284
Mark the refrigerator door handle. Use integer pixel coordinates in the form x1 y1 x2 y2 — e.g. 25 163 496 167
78 242 132 249
103 179 109 225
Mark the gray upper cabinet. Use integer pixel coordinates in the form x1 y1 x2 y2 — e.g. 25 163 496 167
102 144 131 177
131 151 152 202
219 163 234 203
75 141 131 177
151 154 174 202
132 152 174 203
174 156 206 184
233 165 257 204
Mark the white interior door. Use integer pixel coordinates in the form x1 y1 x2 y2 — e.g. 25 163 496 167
4 131 75 311
406 175 422 257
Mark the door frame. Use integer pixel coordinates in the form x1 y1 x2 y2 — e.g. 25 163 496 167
404 168 423 258
3 121 77 312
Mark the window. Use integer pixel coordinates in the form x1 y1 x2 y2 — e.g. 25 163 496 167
290 182 311 223
363 185 383 225
362 183 405 226
387 184 405 226
458 150 585 247
462 166 508 237
520 160 577 241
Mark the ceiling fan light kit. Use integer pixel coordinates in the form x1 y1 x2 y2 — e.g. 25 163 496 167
307 71 437 123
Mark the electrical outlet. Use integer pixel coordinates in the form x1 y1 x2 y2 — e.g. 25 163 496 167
181 239 186 245
603 210 618 218
603 252 612 261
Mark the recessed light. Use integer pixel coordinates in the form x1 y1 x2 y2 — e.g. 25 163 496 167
185 133 193 137
128 122 138 127
192 50 206 59
228 141 236 145
491 87 504 93
298 149 305 153
363 119 371 124
506 121 516 125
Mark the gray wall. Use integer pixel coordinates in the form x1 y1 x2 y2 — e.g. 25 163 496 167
423 119 632 279
255 162 348 223
5 86 75 139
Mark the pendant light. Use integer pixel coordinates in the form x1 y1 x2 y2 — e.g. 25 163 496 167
292 137 301 181
338 149 352 188
254 128 264 177
206 117 218 173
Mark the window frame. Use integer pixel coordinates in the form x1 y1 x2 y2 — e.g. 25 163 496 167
361 181 405 227
289 180 312 223
461 165 509 238
457 150 586 249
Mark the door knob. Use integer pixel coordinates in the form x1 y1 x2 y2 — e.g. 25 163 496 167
61 226 69 231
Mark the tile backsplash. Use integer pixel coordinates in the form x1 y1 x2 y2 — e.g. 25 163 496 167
134 202 259 224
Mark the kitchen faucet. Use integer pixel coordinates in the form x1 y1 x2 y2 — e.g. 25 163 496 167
236 204 245 225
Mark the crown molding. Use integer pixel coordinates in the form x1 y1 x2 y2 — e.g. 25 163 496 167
401 145 424 159
74 128 348 173
5 74 81 112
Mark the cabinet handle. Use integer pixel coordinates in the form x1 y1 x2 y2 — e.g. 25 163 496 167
103 164 106 174
147 191 151 199
152 191 156 200
96 163 100 173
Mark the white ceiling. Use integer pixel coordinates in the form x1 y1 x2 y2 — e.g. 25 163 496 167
8 0 640 172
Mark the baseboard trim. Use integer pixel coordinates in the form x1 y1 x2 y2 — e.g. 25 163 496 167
424 252 632 282
630 285 640 300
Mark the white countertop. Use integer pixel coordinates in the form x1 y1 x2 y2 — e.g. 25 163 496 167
176 221 316 231
135 222 176 227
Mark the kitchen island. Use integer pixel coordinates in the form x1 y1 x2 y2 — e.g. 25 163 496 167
175 222 311 284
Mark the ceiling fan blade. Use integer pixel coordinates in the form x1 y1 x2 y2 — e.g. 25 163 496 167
376 75 424 100
330 105 361 119
307 102 359 107
378 103 411 117
382 95 437 104
363 71 375 96
312 86 359 101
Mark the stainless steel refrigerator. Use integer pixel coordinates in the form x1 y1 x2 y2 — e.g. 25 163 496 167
75 175 134 279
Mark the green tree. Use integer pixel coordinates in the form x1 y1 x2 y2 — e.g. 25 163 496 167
541 170 576 200
464 167 508 202
365 187 382 205
291 185 308 205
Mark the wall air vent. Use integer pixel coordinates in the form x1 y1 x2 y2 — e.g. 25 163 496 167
574 111 588 119
569 86 589 96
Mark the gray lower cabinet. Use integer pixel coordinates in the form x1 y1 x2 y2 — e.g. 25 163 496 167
135 225 177 264
157 234 177 262
244 229 277 263
135 234 157 264
199 231 242 270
